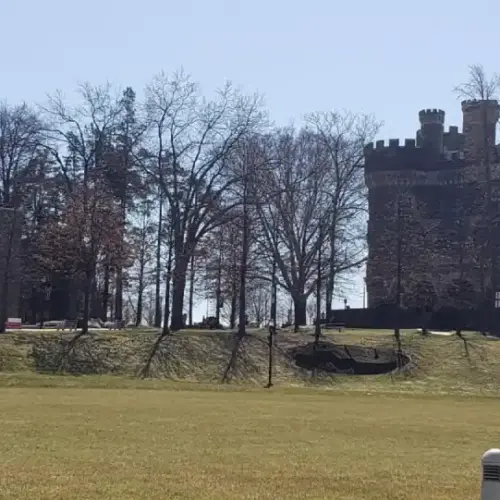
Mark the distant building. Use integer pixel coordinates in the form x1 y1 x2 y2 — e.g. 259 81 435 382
364 100 500 309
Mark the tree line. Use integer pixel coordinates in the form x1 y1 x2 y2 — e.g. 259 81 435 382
0 70 379 334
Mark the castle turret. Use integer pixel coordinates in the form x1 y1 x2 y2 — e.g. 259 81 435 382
417 109 445 154
461 99 499 162
364 102 491 310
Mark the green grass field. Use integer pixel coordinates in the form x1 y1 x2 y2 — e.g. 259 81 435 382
0 329 499 499
0 385 497 500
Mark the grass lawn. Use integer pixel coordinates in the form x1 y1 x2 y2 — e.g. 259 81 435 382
0 384 497 500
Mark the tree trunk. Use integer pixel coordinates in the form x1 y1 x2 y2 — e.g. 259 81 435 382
90 278 100 319
136 267 144 327
170 240 188 331
293 294 308 328
325 267 335 321
0 212 16 333
161 268 171 336
0 272 9 334
188 254 195 327
29 286 37 325
82 271 92 334
325 280 334 322
115 268 123 321
230 284 238 330
154 191 163 328
238 191 249 337
215 239 223 326
315 230 322 345
263 297 269 327
136 287 143 327
170 269 187 331
325 222 337 321
161 221 174 335
101 264 110 322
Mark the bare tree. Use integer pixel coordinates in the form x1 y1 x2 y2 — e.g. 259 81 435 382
201 220 241 328
247 283 269 326
0 102 43 205
144 70 265 330
40 185 123 333
453 65 500 102
0 103 44 332
305 111 381 320
161 209 174 336
40 83 125 331
107 87 147 323
0 207 22 333
221 136 271 335
41 83 123 192
153 187 164 327
129 199 156 326
255 128 340 328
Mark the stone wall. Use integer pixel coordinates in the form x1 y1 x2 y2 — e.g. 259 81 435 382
365 166 500 308
365 100 500 310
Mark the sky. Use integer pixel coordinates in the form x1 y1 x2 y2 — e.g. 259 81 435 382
2 0 499 320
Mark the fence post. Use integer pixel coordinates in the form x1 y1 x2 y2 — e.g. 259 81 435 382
482 449 500 499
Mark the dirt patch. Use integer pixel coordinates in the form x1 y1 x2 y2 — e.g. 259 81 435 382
288 341 410 375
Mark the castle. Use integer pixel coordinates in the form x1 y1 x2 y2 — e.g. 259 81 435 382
364 100 500 309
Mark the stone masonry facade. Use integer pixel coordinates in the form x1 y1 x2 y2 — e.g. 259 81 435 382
364 100 500 308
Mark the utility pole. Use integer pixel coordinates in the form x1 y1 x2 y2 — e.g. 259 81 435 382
154 188 163 328
161 209 173 337
314 224 323 346
215 231 223 327
394 199 403 351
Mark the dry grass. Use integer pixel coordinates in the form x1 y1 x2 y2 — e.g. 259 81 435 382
2 328 500 395
0 385 497 499
0 330 499 498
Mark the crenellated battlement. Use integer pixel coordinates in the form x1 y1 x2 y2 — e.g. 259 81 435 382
364 139 434 173
461 100 500 121
419 108 445 124
364 138 465 174
365 99 500 309
365 138 417 152
461 99 499 109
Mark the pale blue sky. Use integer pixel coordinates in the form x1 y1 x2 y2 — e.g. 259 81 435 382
2 0 498 317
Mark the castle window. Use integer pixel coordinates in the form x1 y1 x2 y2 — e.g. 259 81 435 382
495 291 500 309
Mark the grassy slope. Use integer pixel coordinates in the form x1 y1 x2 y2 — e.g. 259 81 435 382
0 328 500 395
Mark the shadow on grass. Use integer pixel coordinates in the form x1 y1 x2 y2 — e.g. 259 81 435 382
56 331 87 372
220 334 266 383
140 332 171 379
456 332 488 369
221 334 245 383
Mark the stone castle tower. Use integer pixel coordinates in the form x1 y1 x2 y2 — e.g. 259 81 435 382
364 100 500 309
